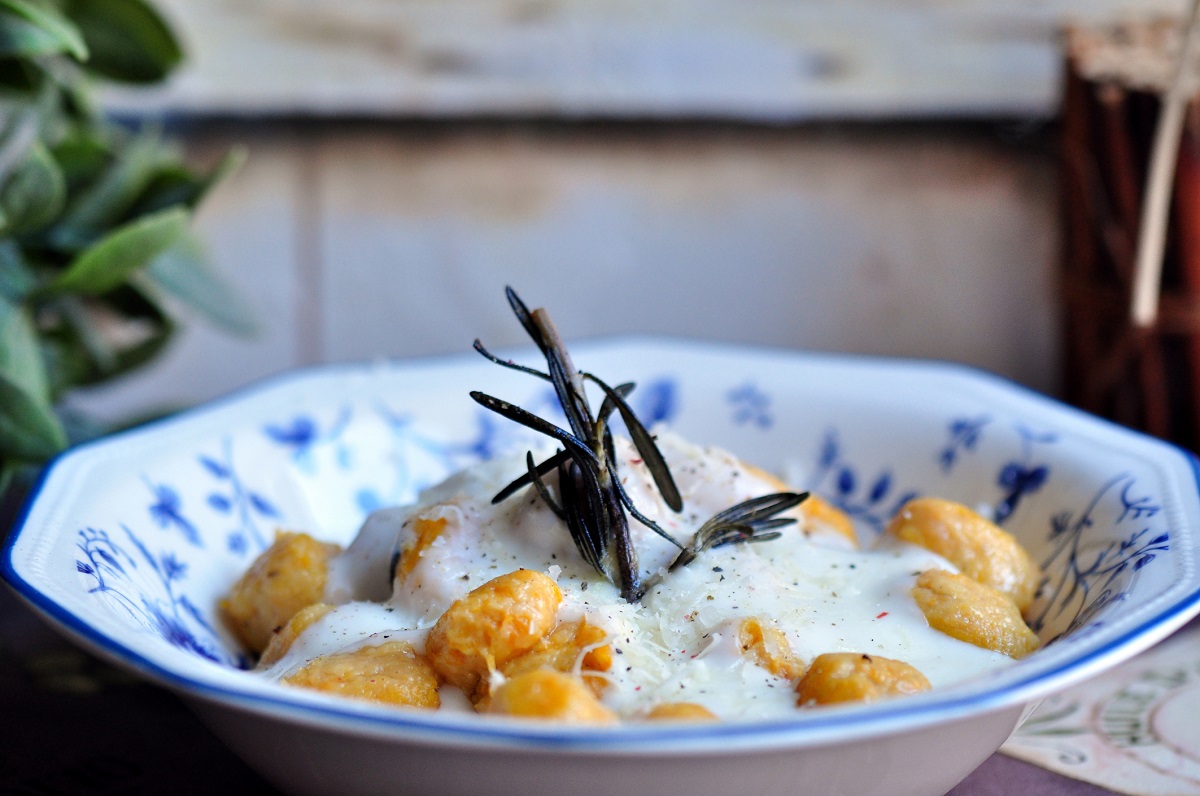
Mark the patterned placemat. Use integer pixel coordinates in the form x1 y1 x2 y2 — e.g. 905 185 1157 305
1003 618 1200 796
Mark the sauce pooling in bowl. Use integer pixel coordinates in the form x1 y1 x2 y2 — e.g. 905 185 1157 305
225 431 1038 722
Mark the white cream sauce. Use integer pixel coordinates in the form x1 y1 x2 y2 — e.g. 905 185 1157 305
261 431 1013 719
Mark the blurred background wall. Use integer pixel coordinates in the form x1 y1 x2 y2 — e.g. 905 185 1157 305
70 0 1188 422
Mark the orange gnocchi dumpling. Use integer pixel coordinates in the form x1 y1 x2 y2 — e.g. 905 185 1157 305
911 569 1040 659
283 641 440 708
736 617 805 680
796 653 930 706
221 531 341 654
393 515 448 583
887 498 1040 615
797 494 858 547
425 569 563 694
643 702 719 722
482 668 617 724
740 463 857 547
259 603 333 667
486 619 612 701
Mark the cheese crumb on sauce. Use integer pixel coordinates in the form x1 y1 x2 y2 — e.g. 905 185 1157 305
256 431 1015 720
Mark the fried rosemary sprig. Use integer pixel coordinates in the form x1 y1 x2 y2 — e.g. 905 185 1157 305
470 288 684 601
640 492 809 595
471 287 806 602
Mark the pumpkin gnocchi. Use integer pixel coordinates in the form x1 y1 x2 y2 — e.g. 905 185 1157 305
226 432 1042 724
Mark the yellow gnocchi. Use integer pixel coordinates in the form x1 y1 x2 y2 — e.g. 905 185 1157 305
797 494 859 547
283 641 440 708
394 515 448 582
736 617 805 680
887 498 1040 615
487 619 612 701
911 569 1040 659
224 428 1047 724
259 602 333 667
482 668 617 724
425 569 563 693
795 653 931 706
221 532 341 654
643 702 720 722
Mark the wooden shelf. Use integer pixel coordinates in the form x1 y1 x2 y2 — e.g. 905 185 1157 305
104 0 1187 121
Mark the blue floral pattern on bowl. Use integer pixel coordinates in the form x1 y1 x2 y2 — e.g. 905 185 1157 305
6 339 1200 754
67 366 1175 661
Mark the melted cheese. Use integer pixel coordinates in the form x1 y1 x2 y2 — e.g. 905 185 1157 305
261 431 1013 719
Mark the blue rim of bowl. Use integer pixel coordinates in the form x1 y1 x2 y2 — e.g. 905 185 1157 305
5 343 1200 753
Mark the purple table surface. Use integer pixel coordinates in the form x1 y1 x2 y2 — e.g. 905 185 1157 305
0 583 1120 796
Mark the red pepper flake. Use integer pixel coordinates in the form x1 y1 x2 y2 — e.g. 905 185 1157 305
631 458 643 465
875 611 889 619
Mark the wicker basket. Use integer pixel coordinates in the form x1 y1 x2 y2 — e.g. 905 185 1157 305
1060 18 1200 451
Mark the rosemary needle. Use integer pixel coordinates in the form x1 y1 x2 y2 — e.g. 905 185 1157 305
472 287 807 602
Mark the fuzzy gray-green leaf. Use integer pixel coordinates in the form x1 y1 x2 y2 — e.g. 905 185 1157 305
0 369 66 461
0 141 64 235
0 292 49 401
64 0 180 83
51 127 171 250
0 0 88 60
128 146 247 218
44 206 189 295
141 232 257 335
0 241 35 302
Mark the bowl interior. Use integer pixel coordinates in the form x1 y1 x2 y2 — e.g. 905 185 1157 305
6 339 1200 745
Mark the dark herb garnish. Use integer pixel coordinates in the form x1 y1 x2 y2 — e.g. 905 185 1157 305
641 491 809 594
470 288 680 600
471 287 807 602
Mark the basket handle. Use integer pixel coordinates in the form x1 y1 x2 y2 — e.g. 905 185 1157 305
1130 0 1200 328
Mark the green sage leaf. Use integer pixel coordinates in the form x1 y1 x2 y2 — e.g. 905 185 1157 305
142 232 257 335
0 54 39 90
41 282 174 388
50 126 171 251
50 131 109 191
0 459 16 498
44 206 189 295
0 240 35 302
128 146 246 217
0 0 88 60
38 334 86 398
0 291 49 403
0 140 64 235
0 99 38 182
0 369 66 461
64 0 180 83
55 295 119 375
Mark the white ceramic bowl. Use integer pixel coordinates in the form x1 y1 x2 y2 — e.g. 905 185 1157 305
5 339 1200 796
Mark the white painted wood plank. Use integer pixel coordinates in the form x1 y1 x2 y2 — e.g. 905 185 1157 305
313 128 1059 392
103 0 1185 120
66 131 310 424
